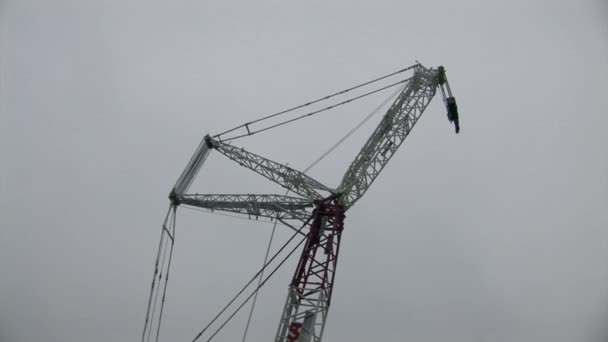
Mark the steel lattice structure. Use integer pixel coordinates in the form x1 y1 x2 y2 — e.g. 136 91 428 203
142 63 460 342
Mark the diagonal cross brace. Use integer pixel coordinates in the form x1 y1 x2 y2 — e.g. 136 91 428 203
207 137 334 200
176 194 314 221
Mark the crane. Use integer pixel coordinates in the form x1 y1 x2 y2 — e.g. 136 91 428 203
141 63 460 342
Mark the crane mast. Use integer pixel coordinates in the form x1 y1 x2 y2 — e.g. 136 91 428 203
143 63 459 342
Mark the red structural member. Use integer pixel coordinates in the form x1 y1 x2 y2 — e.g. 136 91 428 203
290 194 345 305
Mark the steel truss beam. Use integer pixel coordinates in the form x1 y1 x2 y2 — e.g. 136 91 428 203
176 194 314 221
172 135 213 196
339 65 442 209
207 138 334 200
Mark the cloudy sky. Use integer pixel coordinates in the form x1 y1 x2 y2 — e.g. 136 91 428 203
2 1 607 341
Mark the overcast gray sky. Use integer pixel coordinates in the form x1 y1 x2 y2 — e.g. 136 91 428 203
2 1 608 342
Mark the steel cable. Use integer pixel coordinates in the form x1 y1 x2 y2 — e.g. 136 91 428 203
219 77 412 141
155 207 177 342
303 81 407 172
240 209 279 342
199 235 307 342
213 64 418 139
141 207 172 342
191 217 312 341
147 219 171 342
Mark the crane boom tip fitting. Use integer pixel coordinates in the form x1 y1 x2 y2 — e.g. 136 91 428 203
436 66 460 134
437 66 447 85
204 134 215 148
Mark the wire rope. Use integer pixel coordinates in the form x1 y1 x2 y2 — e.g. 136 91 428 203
240 208 279 342
303 81 407 172
219 77 411 141
142 207 172 342
213 64 418 139
191 217 311 341
147 218 171 342
197 234 308 342
155 207 177 342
